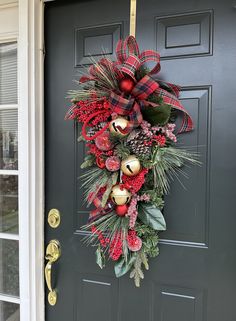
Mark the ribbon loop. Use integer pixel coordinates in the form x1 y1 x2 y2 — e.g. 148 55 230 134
116 36 161 79
120 55 141 80
116 36 140 64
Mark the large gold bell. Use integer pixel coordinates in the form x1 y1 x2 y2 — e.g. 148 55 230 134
110 185 131 205
109 117 129 136
121 155 141 176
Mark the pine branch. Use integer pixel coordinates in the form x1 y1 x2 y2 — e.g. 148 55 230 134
114 143 131 160
80 167 111 204
80 155 95 169
130 250 149 287
151 146 200 194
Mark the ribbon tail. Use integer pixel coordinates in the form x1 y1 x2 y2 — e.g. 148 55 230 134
126 102 143 131
156 87 194 133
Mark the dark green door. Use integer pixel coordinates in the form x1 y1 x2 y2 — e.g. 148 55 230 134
45 0 236 320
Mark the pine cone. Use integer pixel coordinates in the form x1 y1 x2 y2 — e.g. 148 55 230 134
126 130 152 157
87 122 107 138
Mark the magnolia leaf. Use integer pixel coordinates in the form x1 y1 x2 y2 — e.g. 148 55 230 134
95 246 105 269
142 104 171 126
114 255 136 278
138 203 166 231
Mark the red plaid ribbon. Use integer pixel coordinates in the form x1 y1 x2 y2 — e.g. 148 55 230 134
109 75 159 131
78 35 193 134
114 36 193 133
88 189 114 222
116 36 161 80
155 86 193 133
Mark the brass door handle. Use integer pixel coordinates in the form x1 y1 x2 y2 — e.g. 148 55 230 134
45 239 61 306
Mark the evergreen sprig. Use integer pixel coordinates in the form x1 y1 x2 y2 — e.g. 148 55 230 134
152 146 200 194
81 167 112 204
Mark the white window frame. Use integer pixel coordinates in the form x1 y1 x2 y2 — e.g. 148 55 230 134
18 0 45 321
1 0 47 319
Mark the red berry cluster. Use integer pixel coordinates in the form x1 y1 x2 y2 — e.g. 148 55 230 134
127 230 137 242
153 134 166 147
122 168 149 194
109 232 123 261
91 225 109 248
71 98 111 126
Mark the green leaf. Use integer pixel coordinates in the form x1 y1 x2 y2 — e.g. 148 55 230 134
138 203 166 231
142 104 171 126
114 255 136 278
95 246 105 269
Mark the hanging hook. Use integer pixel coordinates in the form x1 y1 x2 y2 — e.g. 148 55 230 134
130 0 137 37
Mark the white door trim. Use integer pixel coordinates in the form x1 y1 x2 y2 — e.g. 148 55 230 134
18 0 45 320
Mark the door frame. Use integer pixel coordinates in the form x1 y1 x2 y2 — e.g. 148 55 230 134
18 0 44 320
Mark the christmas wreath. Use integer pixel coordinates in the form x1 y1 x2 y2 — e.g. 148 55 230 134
66 36 198 287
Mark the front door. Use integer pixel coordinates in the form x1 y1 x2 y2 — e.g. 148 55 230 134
44 1 236 320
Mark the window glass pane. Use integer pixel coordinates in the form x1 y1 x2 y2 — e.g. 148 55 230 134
0 301 19 321
0 109 18 170
0 42 17 105
0 175 18 234
0 239 19 296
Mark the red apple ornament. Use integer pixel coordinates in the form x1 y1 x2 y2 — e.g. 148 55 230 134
127 234 142 252
119 78 135 93
95 131 114 151
96 156 106 169
115 204 128 216
105 156 120 172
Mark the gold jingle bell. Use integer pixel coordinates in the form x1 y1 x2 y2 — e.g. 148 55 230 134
110 185 131 205
109 117 129 136
121 155 141 176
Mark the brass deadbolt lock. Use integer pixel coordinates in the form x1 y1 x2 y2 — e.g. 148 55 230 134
48 209 61 228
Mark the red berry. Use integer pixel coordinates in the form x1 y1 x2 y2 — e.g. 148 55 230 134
119 78 135 93
115 204 128 216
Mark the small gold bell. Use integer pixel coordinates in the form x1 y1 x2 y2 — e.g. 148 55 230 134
110 185 131 205
121 155 141 176
109 117 129 136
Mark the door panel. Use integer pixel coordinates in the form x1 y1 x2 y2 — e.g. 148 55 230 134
45 1 236 321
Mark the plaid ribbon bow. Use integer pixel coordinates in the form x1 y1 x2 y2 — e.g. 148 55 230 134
109 74 159 131
78 35 193 134
116 36 161 80
112 36 193 133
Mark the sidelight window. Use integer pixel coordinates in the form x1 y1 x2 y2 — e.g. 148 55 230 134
0 41 20 321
